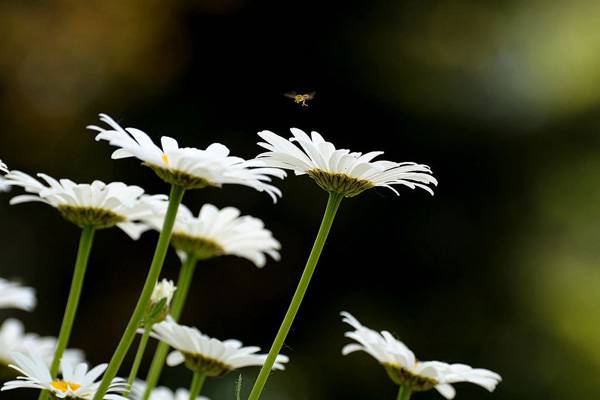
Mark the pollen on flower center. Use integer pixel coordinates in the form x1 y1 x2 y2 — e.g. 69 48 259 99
162 153 169 164
307 169 374 198
51 380 81 392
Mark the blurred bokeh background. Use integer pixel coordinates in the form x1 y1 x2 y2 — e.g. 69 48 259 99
1 0 599 399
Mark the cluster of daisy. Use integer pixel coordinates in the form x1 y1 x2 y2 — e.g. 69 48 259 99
0 115 501 400
0 278 82 371
0 278 92 398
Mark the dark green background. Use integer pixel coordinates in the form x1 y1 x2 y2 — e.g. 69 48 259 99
1 1 599 399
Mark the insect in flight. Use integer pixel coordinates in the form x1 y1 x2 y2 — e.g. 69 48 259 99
284 91 316 107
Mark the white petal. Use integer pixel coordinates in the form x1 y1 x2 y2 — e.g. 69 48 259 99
166 351 185 366
435 384 456 399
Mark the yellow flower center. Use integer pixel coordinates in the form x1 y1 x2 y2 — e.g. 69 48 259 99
51 380 81 392
162 153 169 164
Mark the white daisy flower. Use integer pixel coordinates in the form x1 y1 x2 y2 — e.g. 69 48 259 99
1 352 127 399
0 278 36 311
3 170 167 239
143 203 281 267
256 128 437 197
0 159 7 173
341 312 501 399
87 114 286 201
131 381 209 400
0 319 84 368
149 318 289 377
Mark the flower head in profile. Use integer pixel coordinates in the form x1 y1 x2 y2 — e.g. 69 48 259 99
256 129 437 197
341 312 501 399
149 318 289 377
131 381 209 400
88 114 285 201
3 170 167 239
0 319 84 369
143 203 281 267
1 352 127 399
0 278 36 311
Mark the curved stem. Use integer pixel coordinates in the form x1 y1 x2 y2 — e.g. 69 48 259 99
247 192 344 400
124 323 152 398
38 226 95 400
396 385 412 400
188 371 206 400
92 184 186 400
141 254 198 400
50 226 95 375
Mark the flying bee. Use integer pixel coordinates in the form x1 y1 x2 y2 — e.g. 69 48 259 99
284 91 316 107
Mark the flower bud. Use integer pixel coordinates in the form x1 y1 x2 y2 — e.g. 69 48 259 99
143 279 176 325
151 279 176 307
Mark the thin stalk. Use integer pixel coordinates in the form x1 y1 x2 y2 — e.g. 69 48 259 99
141 254 198 400
92 184 186 400
188 371 206 400
38 226 96 400
247 192 344 400
123 323 152 398
396 385 412 400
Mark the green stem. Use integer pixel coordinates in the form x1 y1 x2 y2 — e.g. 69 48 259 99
124 323 152 398
247 192 344 400
38 226 96 400
50 225 96 375
141 254 198 400
92 184 186 400
188 371 206 400
396 385 412 400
